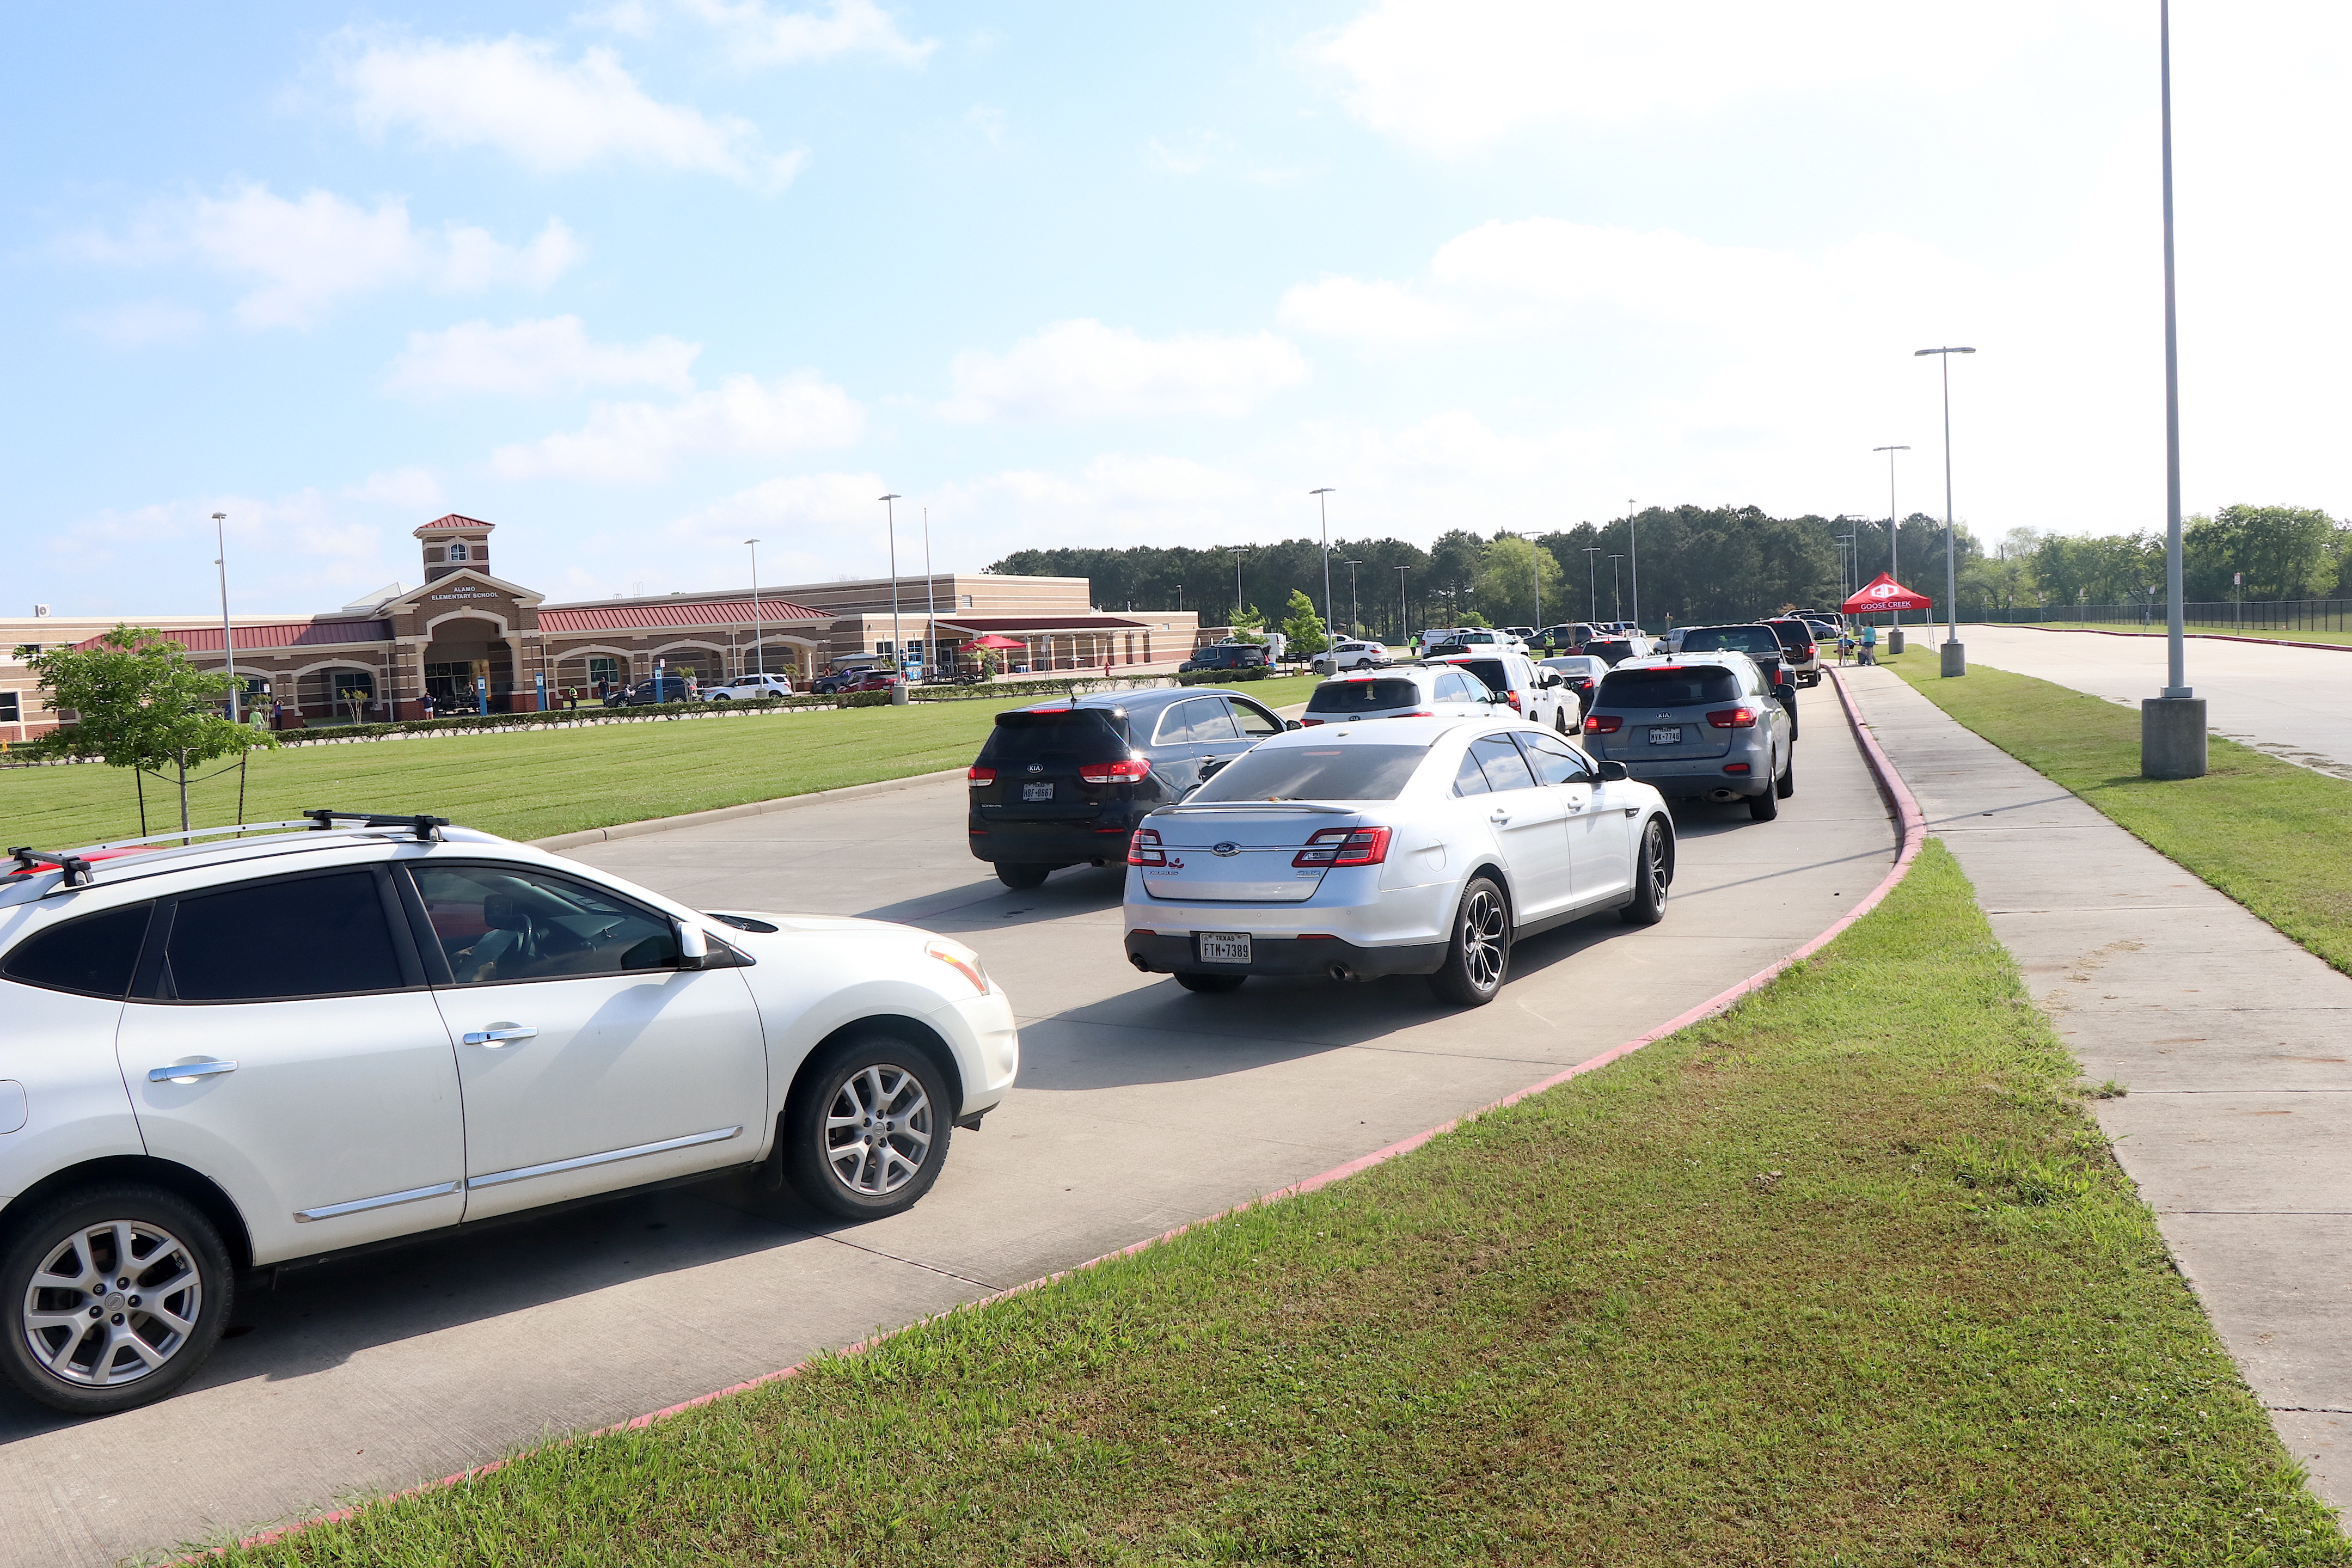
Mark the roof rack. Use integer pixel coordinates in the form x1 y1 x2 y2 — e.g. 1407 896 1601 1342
6 813 456 887
303 810 449 841
9 848 96 887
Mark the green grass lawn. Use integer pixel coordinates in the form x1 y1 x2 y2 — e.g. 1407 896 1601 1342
1886 656 2352 978
1981 621 2352 648
0 677 1327 852
214 840 2343 1566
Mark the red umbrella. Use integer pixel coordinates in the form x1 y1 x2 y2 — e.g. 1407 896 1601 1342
963 633 1026 650
1841 573 1933 614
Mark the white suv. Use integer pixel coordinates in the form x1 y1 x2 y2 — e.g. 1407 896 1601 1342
706 672 796 700
1301 665 1496 726
0 812 1018 1414
1308 639 1392 674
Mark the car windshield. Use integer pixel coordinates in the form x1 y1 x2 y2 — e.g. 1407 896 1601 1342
1307 678 1423 713
1677 626 1781 655
1190 744 1427 802
1597 666 1743 707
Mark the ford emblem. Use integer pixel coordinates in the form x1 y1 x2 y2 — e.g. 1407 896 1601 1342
1212 841 1240 857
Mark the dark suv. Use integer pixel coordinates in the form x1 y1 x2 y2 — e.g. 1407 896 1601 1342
967 688 1296 888
605 675 696 707
1178 643 1271 673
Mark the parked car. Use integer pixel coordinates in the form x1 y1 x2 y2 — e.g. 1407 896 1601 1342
1426 650 1578 734
1300 665 1497 726
1668 624 1798 735
1530 623 1603 654
1122 716 1674 1005
1501 626 1538 643
1179 643 1272 674
1579 636 1655 667
1581 652 1796 820
705 673 796 701
1309 639 1393 675
1763 617 1824 688
1537 654 1609 719
967 688 1297 889
605 675 696 707
0 812 1018 1414
811 666 899 695
1422 628 1508 657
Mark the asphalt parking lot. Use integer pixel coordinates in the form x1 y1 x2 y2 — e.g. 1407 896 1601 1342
1 701 1898 1568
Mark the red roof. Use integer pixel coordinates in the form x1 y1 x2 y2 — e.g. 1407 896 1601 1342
77 621 393 654
538 598 826 632
417 514 495 532
935 615 1149 633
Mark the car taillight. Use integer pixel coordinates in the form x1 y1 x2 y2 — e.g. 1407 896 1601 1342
1292 826 1392 868
967 765 995 787
1586 713 1622 733
1300 717 1325 726
1079 757 1152 784
1128 828 1166 866
1707 707 1758 729
1406 709 1434 718
1504 691 1521 709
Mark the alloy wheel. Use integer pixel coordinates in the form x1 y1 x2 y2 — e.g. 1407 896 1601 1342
1461 887 1507 992
21 1220 204 1389
1644 822 1669 906
823 1064 935 1197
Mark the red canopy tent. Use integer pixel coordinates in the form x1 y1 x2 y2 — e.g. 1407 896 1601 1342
1841 573 1933 615
962 633 1026 650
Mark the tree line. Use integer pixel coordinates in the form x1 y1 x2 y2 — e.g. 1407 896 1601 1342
1967 505 2352 612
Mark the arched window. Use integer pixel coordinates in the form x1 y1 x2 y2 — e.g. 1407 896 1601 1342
448 541 470 562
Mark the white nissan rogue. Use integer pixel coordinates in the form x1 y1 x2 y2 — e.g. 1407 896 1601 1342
0 811 1018 1414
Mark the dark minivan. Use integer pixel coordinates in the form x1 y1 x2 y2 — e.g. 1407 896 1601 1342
1178 643 1271 673
967 688 1296 888
605 674 695 707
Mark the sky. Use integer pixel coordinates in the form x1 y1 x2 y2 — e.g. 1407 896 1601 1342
5 1 2349 617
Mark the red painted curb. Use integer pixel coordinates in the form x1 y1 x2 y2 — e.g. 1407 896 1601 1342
201 675 1929 1560
1997 623 2352 654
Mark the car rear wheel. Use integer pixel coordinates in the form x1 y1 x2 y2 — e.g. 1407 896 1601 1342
785 1036 953 1220
1748 770 1781 820
1174 971 1247 994
1775 751 1796 799
994 862 1051 890
1620 818 1671 926
1429 875 1510 1007
1 1184 233 1415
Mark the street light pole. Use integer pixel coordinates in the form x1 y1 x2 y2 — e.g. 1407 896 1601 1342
1582 546 1602 625
1872 446 1909 650
1310 488 1336 640
745 538 763 678
1344 560 1362 640
1912 350 1974 675
212 512 238 724
2143 0 2204 776
879 494 903 671
1625 500 1640 630
1230 546 1247 627
923 506 937 679
1394 564 1410 646
1607 554 1624 622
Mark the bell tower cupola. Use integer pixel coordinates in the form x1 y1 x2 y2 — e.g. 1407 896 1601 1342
415 514 495 583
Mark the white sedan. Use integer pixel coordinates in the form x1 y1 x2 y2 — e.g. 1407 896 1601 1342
1123 717 1674 1006
0 814 1018 1414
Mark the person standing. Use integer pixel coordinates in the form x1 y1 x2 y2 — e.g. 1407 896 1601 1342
1859 623 1878 666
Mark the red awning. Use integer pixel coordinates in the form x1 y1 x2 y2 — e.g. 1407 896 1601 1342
963 633 1027 650
1841 573 1933 614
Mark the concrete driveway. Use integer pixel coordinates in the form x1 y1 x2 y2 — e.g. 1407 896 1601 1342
1949 623 2352 776
1 705 1897 1568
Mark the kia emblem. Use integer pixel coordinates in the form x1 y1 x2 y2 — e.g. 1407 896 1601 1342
1027 763 1043 773
1212 841 1239 857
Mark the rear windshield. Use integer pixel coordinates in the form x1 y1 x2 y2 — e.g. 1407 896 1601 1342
1677 626 1781 656
1190 744 1427 803
1597 667 1743 708
1307 678 1423 713
1453 659 1510 693
1584 640 1633 664
978 707 1130 762
1766 622 1815 648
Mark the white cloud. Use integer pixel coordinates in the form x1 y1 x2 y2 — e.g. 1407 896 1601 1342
70 185 579 329
46 492 402 607
491 372 865 480
677 0 934 67
388 316 701 398
67 301 206 347
1309 0 2062 155
334 33 804 186
340 467 446 509
942 320 1311 422
1146 131 1235 176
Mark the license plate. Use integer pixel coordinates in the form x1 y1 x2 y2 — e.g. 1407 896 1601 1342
1197 932 1252 965
1022 782 1054 801
1647 726 1683 745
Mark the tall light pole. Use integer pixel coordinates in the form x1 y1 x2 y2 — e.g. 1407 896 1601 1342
1912 350 1974 675
2143 0 2203 776
1344 560 1363 639
1582 546 1602 624
745 538 763 678
1230 546 1247 627
1625 500 1641 629
1836 535 1856 603
879 494 903 670
212 512 237 724
1526 536 1542 630
1310 488 1336 638
922 506 937 680
1607 554 1625 622
1873 446 1909 651
1394 564 1410 646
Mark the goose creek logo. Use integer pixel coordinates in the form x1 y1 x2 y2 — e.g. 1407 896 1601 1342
1212 841 1240 857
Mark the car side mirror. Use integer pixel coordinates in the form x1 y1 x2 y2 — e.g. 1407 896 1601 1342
676 921 709 970
1199 756 1233 777
1284 719 1303 731
1596 759 1630 782
1774 681 1797 705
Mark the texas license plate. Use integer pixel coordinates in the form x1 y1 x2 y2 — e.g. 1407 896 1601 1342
1022 782 1054 801
1647 726 1683 745
1197 932 1252 964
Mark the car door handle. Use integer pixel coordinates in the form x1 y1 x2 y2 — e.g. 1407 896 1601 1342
461 1026 538 1047
148 1059 236 1084
1489 810 1512 824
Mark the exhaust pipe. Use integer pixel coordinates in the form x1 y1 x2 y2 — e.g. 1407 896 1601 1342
1128 951 1154 972
1328 962 1358 982
1706 788 1741 802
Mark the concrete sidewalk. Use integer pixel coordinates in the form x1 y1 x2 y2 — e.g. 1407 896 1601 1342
1840 664 2352 1511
